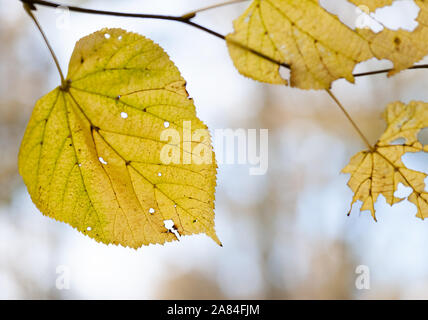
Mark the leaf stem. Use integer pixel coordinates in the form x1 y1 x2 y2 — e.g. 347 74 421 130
23 2 65 85
326 89 373 150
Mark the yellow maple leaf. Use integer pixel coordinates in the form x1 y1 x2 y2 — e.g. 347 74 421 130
18 28 221 248
343 101 428 221
355 0 428 76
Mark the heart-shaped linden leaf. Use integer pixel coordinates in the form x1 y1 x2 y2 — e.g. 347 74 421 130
19 28 221 248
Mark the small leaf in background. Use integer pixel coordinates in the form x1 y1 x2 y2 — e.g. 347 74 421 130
353 0 428 76
18 28 220 248
343 101 428 220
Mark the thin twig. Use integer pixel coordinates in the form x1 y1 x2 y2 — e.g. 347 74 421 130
21 0 224 38
182 0 249 19
23 2 65 84
20 0 428 79
326 89 373 150
20 0 290 70
354 64 428 77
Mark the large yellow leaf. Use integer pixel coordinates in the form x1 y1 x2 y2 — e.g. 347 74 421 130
18 28 220 248
226 0 428 89
226 0 373 89
343 101 428 220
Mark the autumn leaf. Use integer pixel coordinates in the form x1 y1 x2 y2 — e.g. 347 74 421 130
355 0 428 76
343 101 428 221
226 0 428 89
18 28 221 248
226 0 373 89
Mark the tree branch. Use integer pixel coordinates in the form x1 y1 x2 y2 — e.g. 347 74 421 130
353 64 428 77
181 0 250 19
20 0 291 70
20 0 428 80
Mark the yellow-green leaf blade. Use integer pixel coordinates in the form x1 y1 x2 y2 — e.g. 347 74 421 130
19 28 220 248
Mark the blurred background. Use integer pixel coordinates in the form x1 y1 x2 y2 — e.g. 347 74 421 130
1 0 428 299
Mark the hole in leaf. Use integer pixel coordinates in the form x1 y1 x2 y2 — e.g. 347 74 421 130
163 219 180 239
99 157 108 165
104 33 111 39
402 152 428 175
149 208 155 214
418 128 428 145
87 226 92 231
158 172 162 176
371 0 419 32
118 35 122 40
164 219 174 229
164 121 170 128
120 112 128 119
279 66 290 81
394 183 412 198
390 137 406 145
